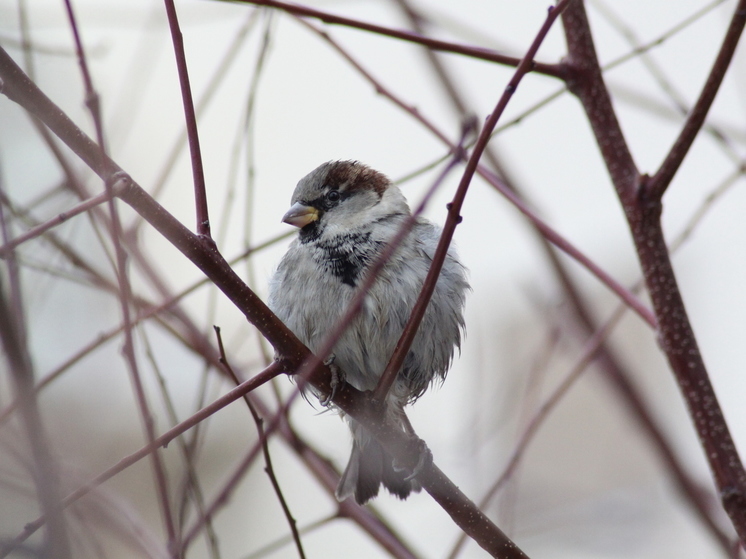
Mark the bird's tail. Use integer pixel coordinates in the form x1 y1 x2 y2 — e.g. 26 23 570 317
335 423 421 504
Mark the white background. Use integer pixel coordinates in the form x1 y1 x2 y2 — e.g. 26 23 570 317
1 0 745 557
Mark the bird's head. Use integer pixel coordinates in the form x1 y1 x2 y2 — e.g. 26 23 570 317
281 161 410 240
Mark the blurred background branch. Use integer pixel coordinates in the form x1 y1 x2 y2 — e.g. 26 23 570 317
0 0 745 557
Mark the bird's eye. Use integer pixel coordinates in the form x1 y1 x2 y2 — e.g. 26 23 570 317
326 190 341 202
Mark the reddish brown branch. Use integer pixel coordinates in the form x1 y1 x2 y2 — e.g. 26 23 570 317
232 0 565 78
373 0 569 405
389 0 734 551
163 0 211 237
633 195 746 545
560 2 639 210
561 0 746 546
214 326 307 559
64 2 182 553
647 1 746 199
372 143 467 401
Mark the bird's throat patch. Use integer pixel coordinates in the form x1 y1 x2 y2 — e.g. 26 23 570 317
312 232 383 287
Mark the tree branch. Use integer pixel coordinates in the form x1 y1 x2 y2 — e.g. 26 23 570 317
230 0 565 78
163 0 211 237
647 0 746 199
561 0 746 546
388 0 735 551
560 0 639 211
214 326 306 559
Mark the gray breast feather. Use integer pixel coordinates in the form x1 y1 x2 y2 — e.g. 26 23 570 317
268 219 467 403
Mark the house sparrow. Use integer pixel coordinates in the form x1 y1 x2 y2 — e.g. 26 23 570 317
269 161 468 504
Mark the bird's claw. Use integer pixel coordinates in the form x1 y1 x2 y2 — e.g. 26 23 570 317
393 438 432 481
319 354 341 407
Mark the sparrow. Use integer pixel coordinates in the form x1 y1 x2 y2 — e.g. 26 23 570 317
268 160 468 504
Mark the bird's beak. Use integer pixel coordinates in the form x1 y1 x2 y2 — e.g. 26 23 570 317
282 202 319 228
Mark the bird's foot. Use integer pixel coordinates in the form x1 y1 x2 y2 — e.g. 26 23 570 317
319 354 341 407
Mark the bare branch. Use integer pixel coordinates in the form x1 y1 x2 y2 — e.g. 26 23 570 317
231 0 565 78
214 326 306 559
0 362 283 557
0 177 72 559
163 0 211 237
647 1 746 199
0 190 111 256
562 0 746 546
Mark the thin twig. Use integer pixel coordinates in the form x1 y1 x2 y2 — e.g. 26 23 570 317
0 362 284 557
214 326 306 559
128 8 261 237
241 513 336 559
163 0 211 237
0 189 112 257
142 331 221 559
63 1 180 553
229 0 565 78
371 130 469 401
0 165 72 558
233 11 276 368
646 1 746 198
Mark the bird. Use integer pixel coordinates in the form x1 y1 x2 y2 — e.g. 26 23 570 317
268 160 468 504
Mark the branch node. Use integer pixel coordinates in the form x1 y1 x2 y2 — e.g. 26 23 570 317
106 171 132 196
